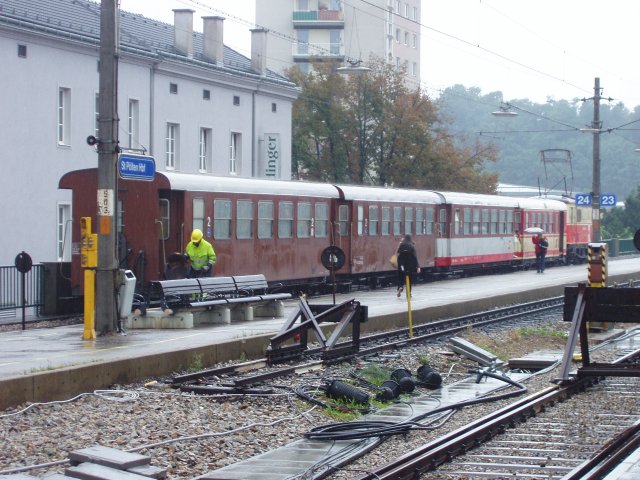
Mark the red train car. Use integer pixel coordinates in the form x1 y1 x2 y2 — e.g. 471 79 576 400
59 169 587 298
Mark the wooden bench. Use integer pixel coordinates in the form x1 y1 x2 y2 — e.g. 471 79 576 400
149 274 292 324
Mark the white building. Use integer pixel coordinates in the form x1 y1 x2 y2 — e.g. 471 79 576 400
0 0 299 266
256 0 421 86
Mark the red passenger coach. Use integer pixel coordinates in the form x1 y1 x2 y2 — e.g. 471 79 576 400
513 197 567 266
59 169 342 292
433 192 521 272
334 185 441 285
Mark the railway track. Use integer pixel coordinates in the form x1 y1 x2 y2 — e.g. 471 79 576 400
172 296 564 392
353 348 640 480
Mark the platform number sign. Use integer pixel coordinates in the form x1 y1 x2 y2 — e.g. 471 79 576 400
600 194 617 207
576 193 592 206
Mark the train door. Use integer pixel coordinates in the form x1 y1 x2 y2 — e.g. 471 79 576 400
158 190 184 280
335 201 352 274
558 210 565 258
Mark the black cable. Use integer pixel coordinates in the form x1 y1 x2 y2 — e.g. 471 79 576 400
303 369 527 441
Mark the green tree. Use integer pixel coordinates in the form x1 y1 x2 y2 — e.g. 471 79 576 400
289 59 498 192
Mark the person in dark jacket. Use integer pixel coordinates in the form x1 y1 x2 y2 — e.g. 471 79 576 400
532 232 548 273
396 234 419 297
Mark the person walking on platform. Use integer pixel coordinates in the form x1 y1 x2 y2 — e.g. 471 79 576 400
396 234 419 297
532 232 548 273
185 229 217 278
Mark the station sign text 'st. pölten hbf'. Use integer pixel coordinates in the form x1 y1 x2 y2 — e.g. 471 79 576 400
118 154 156 181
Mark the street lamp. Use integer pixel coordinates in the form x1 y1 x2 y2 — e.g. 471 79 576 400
491 103 518 117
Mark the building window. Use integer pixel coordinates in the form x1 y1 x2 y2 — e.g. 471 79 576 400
214 199 232 239
17 44 27 58
315 202 328 238
199 127 212 172
237 200 253 239
192 198 205 233
396 0 401 14
94 93 100 138
369 205 379 236
127 99 139 149
229 132 240 174
169 83 178 94
329 30 341 55
233 95 240 106
278 201 293 238
404 31 408 45
57 87 71 145
395 28 400 42
405 3 409 17
158 199 170 240
57 203 72 261
165 123 179 169
258 201 274 239
412 62 417 76
272 103 277 113
413 6 418 21
297 202 312 238
297 29 309 55
203 89 210 100
412 34 417 48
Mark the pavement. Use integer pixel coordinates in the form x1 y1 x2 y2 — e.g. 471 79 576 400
1 256 640 411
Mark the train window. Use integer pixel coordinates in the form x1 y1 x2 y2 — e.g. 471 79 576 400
404 207 413 235
510 211 516 234
357 205 364 236
315 202 328 238
439 209 447 236
158 199 170 240
297 202 312 238
338 205 349 236
369 205 379 236
463 208 471 235
278 201 293 238
490 209 498 234
237 200 253 239
481 209 489 235
454 209 461 235
213 199 231 239
415 208 423 235
381 207 390 235
393 206 402 235
426 208 434 235
472 209 480 235
499 210 505 233
193 198 205 233
258 201 274 239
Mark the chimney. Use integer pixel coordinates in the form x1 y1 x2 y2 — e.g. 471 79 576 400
202 16 225 66
173 9 194 57
250 28 268 76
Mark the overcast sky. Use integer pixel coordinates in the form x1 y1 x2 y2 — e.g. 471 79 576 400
118 0 640 109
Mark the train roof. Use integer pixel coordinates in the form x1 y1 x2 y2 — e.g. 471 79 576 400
517 197 568 211
159 172 340 198
433 191 521 207
335 184 442 203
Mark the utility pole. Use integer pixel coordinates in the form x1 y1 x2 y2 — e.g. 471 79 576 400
96 0 119 334
591 77 602 242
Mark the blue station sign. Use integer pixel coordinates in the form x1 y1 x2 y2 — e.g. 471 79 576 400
118 154 156 181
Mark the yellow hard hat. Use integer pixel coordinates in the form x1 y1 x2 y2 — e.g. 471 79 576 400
191 229 203 243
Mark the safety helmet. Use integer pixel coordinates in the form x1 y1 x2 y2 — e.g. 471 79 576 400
191 229 203 243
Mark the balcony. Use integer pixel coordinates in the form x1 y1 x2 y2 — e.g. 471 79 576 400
293 9 344 28
292 41 344 60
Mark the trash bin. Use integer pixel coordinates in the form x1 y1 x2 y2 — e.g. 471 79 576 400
117 269 136 319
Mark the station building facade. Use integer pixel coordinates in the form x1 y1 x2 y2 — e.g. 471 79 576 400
0 0 299 267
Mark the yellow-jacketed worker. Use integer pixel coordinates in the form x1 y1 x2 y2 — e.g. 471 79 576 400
185 229 216 278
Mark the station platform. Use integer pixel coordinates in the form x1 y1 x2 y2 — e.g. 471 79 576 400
1 257 640 411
